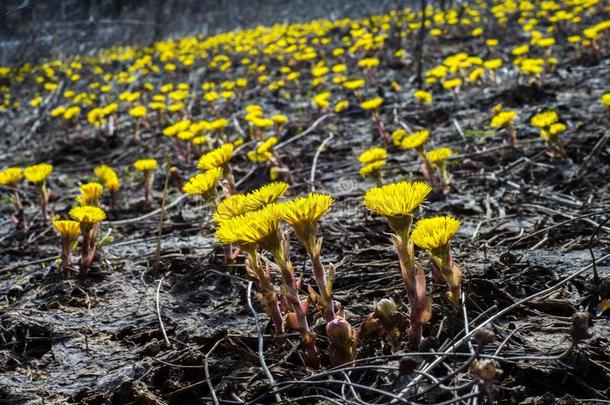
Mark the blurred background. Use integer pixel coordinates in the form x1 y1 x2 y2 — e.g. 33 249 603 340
0 0 411 64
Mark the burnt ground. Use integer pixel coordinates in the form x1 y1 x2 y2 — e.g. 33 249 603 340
1 22 610 405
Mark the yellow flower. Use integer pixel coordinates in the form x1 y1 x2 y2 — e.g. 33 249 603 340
490 111 517 128
214 194 249 222
129 105 147 118
343 79 365 91
24 163 53 184
182 167 223 197
414 90 432 104
246 182 289 209
442 78 462 90
277 193 333 245
484 59 502 70
215 204 280 247
313 91 331 108
69 205 106 224
392 128 406 145
358 147 387 164
0 167 23 186
512 44 529 56
400 130 429 150
197 144 233 170
411 216 461 251
334 100 349 113
363 181 431 219
50 106 67 118
358 57 380 69
52 220 81 241
531 110 558 128
360 160 385 176
63 106 81 120
94 165 120 192
601 92 610 107
427 147 453 164
76 182 103 206
360 97 383 111
271 114 288 125
133 159 158 172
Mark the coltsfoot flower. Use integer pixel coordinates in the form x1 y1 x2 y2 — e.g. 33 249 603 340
360 97 383 111
427 147 453 192
133 159 158 172
182 167 223 198
363 181 431 240
198 144 234 170
24 163 53 184
24 163 53 221
134 158 158 206
358 147 387 164
53 219 81 278
411 216 462 306
400 130 429 150
277 193 333 247
69 205 106 275
69 205 106 224
0 167 23 187
76 182 103 206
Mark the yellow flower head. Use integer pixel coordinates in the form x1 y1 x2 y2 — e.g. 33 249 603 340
364 181 431 219
133 159 158 172
411 216 461 251
52 219 81 242
76 182 103 206
600 92 610 107
490 111 517 128
531 110 558 128
427 147 453 164
69 205 106 224
401 129 430 150
277 193 333 245
442 78 462 90
214 194 249 222
359 147 388 164
246 181 289 209
197 143 233 170
414 90 432 104
343 79 366 91
360 97 383 111
360 160 385 176
94 165 120 192
24 163 53 184
334 100 349 113
215 204 281 248
0 167 23 187
182 167 223 197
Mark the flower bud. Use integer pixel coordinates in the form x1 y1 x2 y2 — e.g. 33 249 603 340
471 359 502 382
326 316 357 365
374 298 398 326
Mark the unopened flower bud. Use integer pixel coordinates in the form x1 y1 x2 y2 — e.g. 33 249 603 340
570 311 591 343
374 298 398 326
471 359 502 382
473 327 495 347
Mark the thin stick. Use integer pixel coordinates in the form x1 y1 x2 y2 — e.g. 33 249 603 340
309 132 334 192
155 275 171 348
276 114 331 149
246 281 281 403
108 195 187 225
205 338 224 405
154 156 172 274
